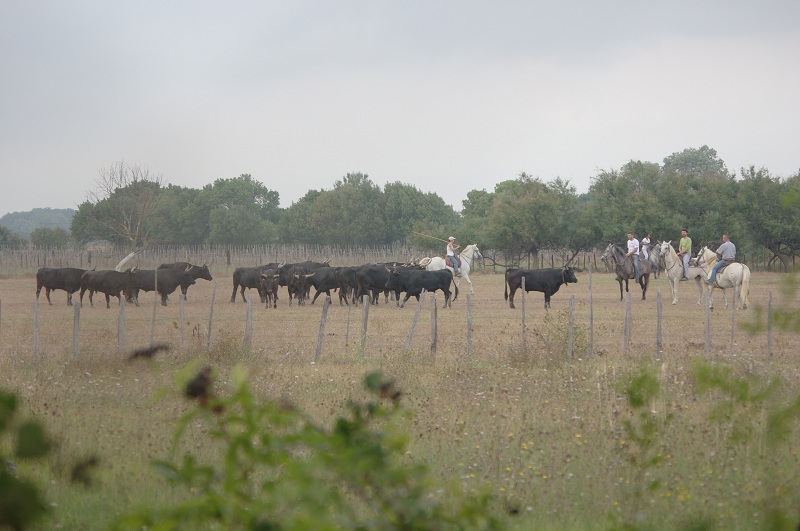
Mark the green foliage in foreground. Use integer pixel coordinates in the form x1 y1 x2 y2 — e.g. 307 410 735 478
0 390 50 530
114 365 500 530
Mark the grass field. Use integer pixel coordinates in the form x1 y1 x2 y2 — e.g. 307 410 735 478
1 269 799 529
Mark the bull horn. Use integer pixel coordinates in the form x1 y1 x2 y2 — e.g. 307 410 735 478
185 264 192 272
115 249 142 272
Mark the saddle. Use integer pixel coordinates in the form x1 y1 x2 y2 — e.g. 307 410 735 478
716 259 735 275
445 256 461 270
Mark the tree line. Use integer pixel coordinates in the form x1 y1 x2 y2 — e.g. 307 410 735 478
2 147 798 268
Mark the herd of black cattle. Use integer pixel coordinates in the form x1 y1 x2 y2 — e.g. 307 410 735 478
33 260 579 310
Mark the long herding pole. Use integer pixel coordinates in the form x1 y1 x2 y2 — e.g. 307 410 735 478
412 231 449 243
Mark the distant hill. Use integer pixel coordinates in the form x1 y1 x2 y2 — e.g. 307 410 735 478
0 208 75 239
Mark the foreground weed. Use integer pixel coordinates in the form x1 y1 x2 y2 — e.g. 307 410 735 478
114 365 501 530
693 358 800 529
609 366 673 529
0 388 51 530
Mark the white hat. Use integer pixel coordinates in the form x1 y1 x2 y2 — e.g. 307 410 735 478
448 236 455 240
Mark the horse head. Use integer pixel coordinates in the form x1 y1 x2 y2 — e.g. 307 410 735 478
696 246 714 266
659 240 672 256
600 243 614 263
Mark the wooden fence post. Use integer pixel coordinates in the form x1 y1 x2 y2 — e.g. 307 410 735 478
767 290 773 357
656 289 663 355
117 296 126 355
73 302 80 359
729 285 738 356
704 290 711 357
466 293 473 357
243 295 252 352
178 293 185 351
404 290 427 353
33 300 39 363
567 295 575 359
521 276 527 352
207 282 217 351
623 292 631 352
430 294 437 356
360 295 369 354
588 265 594 357
314 296 331 362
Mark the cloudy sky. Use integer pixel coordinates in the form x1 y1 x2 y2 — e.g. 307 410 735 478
1 1 798 219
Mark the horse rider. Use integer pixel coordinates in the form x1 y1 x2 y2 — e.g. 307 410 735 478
706 234 736 285
641 232 651 260
447 236 460 274
677 228 692 281
625 231 640 282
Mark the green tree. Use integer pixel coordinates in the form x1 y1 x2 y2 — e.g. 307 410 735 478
71 161 164 246
0 225 27 246
383 182 458 243
662 145 730 177
277 190 321 244
204 174 280 223
305 173 388 245
30 227 71 246
737 166 800 269
484 174 581 264
208 205 276 245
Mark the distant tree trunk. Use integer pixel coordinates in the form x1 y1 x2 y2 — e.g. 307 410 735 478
766 243 791 271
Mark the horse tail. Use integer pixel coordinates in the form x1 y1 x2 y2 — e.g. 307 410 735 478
740 265 751 309
504 272 509 301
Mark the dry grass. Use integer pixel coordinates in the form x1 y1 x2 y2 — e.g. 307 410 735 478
1 269 799 529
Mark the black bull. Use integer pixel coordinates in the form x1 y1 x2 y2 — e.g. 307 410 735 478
157 262 212 300
80 269 138 309
385 268 457 308
231 264 280 303
36 267 87 306
504 267 578 309
128 269 197 306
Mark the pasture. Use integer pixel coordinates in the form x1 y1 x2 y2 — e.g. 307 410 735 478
1 268 799 529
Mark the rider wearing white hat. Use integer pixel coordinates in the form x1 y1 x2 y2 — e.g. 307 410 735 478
447 236 460 274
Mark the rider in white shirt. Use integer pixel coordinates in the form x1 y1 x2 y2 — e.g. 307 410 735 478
625 232 640 282
447 236 460 274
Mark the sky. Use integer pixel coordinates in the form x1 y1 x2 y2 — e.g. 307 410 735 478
1 1 799 219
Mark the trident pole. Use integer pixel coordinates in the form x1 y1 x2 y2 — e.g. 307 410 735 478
411 231 450 243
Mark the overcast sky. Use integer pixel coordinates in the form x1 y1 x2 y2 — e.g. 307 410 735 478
1 1 798 219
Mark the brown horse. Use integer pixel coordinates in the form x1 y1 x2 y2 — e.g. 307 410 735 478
600 243 651 300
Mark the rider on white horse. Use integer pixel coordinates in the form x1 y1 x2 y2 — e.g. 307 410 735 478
706 234 736 285
447 236 460 275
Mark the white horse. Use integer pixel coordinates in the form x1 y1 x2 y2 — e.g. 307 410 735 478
658 240 706 305
422 244 482 297
695 246 751 310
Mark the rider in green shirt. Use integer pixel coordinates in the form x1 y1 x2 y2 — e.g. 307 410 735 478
677 228 692 281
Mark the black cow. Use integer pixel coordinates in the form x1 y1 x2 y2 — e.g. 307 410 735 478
36 267 87 306
276 261 330 303
231 264 280 303
128 268 197 306
504 267 578 309
355 265 393 305
157 262 213 300
259 269 280 309
385 268 457 308
334 266 359 305
285 266 318 306
79 269 138 308
305 266 340 304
